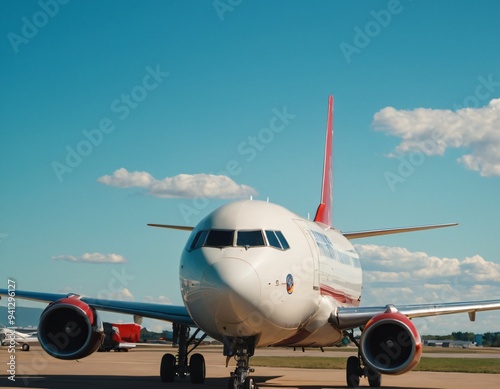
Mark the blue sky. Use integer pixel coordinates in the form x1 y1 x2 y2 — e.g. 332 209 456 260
1 0 500 334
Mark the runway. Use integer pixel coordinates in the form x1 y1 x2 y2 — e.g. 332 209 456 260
1 345 498 389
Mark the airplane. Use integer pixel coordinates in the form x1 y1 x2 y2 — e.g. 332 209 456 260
0 324 38 351
1 95 500 388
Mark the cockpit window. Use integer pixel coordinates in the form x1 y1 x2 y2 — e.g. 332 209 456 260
190 230 208 250
265 230 281 248
265 230 290 250
276 231 290 250
188 228 289 251
237 230 265 247
205 229 234 247
275 231 290 250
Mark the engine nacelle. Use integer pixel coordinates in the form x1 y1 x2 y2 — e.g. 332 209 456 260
360 311 422 375
38 297 104 360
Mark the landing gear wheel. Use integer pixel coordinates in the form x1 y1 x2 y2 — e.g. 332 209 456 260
190 353 206 384
243 377 257 389
22 344 30 351
367 368 381 388
160 353 176 382
346 356 360 388
228 376 237 389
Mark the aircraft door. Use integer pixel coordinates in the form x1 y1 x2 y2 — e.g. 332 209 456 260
293 219 320 290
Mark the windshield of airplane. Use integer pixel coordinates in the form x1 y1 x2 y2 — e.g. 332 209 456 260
188 229 289 251
237 230 265 247
205 229 234 247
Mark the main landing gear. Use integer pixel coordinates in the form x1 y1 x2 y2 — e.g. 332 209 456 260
160 324 207 384
224 336 258 389
344 330 381 388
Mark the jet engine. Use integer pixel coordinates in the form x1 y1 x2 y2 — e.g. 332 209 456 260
360 310 422 375
38 297 104 360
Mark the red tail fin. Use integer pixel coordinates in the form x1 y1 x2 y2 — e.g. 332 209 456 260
314 95 334 226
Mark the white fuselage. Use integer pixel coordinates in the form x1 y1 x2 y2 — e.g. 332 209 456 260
180 200 362 347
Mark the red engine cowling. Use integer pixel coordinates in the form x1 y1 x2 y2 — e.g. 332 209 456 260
38 297 104 360
360 311 422 375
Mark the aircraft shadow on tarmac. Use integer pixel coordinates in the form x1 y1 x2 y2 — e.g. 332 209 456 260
1 374 440 389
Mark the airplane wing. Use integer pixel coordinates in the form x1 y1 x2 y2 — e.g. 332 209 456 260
0 289 195 326
342 222 458 239
329 299 500 329
148 223 194 231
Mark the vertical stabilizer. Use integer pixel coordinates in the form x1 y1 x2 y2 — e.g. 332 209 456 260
314 95 334 226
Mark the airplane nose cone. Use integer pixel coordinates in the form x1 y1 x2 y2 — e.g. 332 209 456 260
200 258 261 325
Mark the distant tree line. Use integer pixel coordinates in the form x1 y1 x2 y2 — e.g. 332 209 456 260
140 327 173 342
422 332 500 346
482 332 500 347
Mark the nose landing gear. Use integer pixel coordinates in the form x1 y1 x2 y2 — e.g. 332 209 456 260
224 336 258 389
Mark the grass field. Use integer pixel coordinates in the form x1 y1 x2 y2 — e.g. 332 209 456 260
251 356 500 374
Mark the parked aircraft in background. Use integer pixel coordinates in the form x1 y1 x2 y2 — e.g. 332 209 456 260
98 322 141 352
2 96 500 388
0 324 38 351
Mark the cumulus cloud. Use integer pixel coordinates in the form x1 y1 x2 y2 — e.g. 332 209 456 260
142 295 172 304
372 98 500 176
461 255 500 281
52 252 127 264
98 168 155 188
356 244 500 304
98 168 258 199
98 287 134 301
357 244 461 278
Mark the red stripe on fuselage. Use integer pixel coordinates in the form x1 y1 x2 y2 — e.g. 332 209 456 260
320 283 359 306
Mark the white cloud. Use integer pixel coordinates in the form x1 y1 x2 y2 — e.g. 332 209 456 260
98 168 258 199
98 168 155 188
142 295 172 304
461 255 500 281
372 98 500 176
98 287 134 301
356 244 500 333
356 244 500 334
52 252 127 264
357 244 461 278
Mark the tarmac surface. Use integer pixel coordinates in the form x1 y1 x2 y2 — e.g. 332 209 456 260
1 345 498 389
